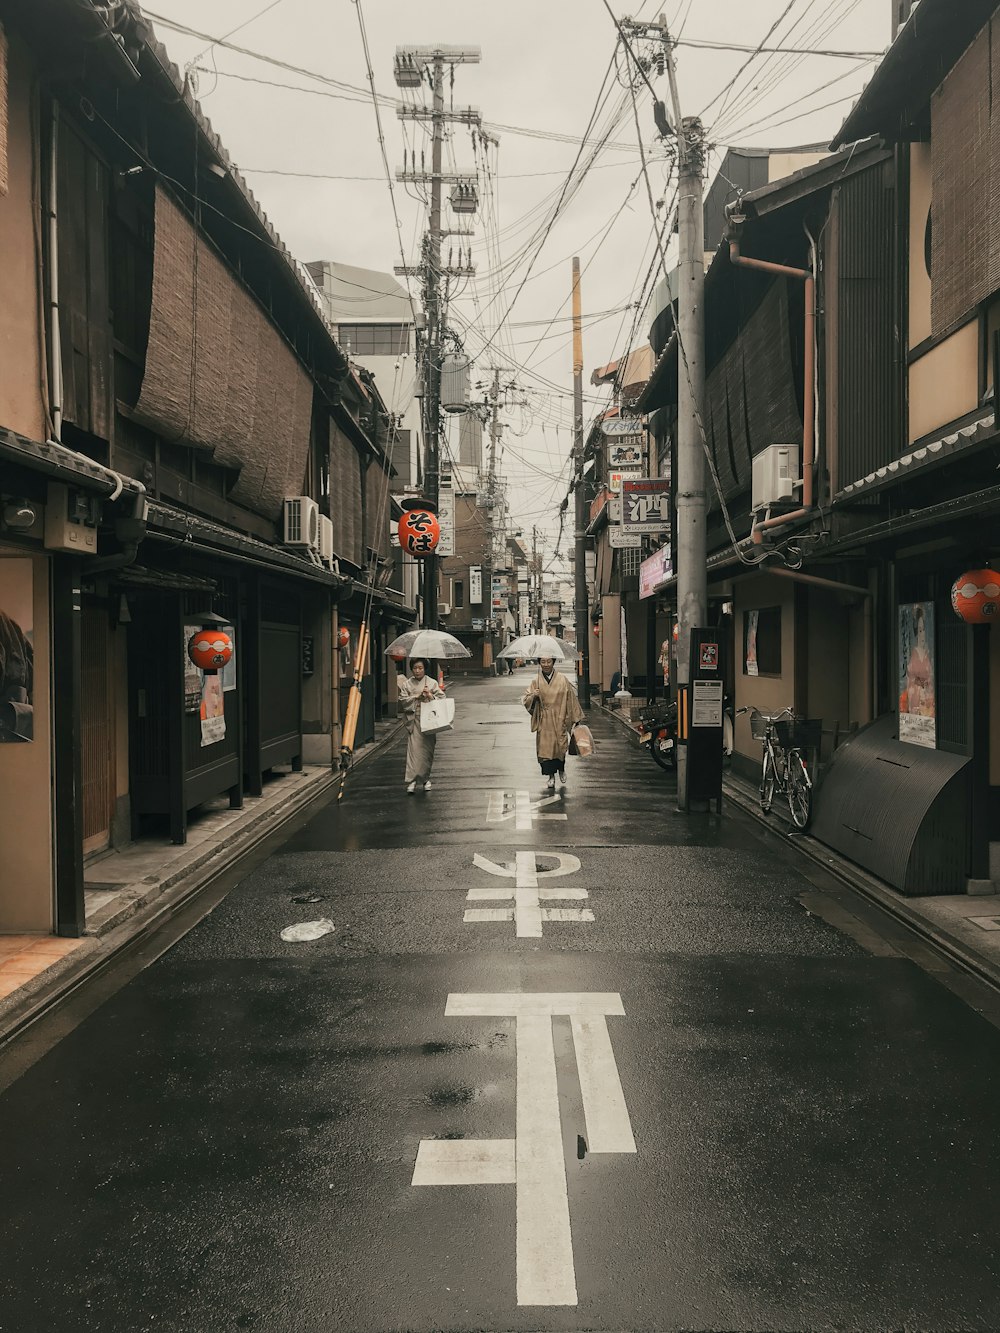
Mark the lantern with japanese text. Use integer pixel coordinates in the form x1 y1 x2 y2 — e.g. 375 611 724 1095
951 569 1000 624
188 628 233 674
398 508 440 557
337 626 351 649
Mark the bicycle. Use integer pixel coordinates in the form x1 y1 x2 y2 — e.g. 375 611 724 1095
737 706 820 830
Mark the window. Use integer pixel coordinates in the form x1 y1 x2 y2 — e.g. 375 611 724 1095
454 580 465 609
338 324 411 356
743 606 781 676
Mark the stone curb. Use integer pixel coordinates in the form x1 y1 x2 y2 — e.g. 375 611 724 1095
0 721 404 1049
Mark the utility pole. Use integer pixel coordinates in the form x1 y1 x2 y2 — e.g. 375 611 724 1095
572 256 591 710
661 26 707 811
531 525 544 632
485 368 502 667
394 45 480 627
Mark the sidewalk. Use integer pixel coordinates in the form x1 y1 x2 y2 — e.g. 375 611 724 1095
0 717 404 1045
598 698 1000 991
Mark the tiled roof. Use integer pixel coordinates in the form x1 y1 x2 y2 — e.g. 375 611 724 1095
837 412 997 501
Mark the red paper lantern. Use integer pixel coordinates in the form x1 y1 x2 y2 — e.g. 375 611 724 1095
337 626 351 649
593 623 601 636
951 569 1000 624
188 629 233 674
398 509 441 557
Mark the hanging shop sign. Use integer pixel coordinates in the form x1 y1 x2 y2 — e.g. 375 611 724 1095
609 527 641 549
470 566 483 603
622 477 671 536
639 542 673 599
607 440 646 468
183 621 234 747
898 601 936 749
601 415 644 437
608 467 643 496
951 569 1000 623
187 628 233 674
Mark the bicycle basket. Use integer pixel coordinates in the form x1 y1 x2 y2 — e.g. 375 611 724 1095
749 709 768 741
775 717 822 751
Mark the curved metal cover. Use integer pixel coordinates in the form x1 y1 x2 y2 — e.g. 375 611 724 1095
811 714 971 895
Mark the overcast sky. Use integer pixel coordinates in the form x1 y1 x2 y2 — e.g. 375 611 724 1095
142 0 891 556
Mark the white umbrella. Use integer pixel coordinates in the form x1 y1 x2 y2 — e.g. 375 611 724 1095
384 628 472 659
497 634 580 661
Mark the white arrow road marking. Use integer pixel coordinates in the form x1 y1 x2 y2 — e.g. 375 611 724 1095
465 852 591 937
487 790 568 830
411 992 636 1307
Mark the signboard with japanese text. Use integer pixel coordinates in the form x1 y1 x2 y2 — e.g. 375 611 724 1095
437 479 455 557
609 467 643 496
609 527 641 549
639 542 673 599
601 415 644 437
470 566 482 603
898 601 936 748
607 440 646 468
622 478 671 536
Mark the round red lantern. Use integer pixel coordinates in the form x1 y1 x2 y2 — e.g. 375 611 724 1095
593 623 601 637
951 569 1000 624
337 626 351 649
188 629 233 674
398 509 441 557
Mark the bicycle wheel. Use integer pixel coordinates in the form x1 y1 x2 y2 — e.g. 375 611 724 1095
759 748 775 814
786 752 812 830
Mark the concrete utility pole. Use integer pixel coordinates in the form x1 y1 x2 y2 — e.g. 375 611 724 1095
532 526 545 632
394 45 480 627
485 368 502 665
572 256 591 710
664 32 707 812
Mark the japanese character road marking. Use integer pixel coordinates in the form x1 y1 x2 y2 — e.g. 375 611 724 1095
465 851 592 937
487 789 568 830
411 992 636 1307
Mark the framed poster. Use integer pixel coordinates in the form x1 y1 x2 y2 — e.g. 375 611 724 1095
898 601 936 748
0 559 34 742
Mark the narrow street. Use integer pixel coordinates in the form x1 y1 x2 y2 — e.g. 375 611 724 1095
2 670 1000 1332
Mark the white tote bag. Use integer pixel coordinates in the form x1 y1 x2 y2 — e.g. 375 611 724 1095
419 696 456 734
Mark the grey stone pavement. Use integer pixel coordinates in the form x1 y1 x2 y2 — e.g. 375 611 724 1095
2 669 1000 1332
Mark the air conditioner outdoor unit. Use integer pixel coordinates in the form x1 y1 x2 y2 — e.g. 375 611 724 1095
439 602 452 616
318 514 335 567
283 496 320 549
751 444 799 511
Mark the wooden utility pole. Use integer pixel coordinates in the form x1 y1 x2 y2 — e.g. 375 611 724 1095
572 256 591 709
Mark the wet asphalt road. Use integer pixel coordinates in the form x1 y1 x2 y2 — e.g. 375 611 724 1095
3 671 1000 1332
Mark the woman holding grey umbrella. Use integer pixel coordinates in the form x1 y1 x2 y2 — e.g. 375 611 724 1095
521 657 583 792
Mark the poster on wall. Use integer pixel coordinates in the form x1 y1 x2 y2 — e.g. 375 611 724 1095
0 559 34 742
898 601 936 748
183 622 233 746
745 610 759 677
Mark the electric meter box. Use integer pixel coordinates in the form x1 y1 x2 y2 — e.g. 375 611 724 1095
44 483 99 554
751 444 799 510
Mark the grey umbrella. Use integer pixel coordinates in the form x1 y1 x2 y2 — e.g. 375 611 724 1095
497 634 581 661
384 628 472 659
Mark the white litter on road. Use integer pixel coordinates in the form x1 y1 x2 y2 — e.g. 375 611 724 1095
280 918 336 942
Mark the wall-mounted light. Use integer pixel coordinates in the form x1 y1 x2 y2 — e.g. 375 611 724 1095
2 499 39 531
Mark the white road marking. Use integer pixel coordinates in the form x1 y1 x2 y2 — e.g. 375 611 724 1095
412 1139 516 1186
464 907 514 923
570 1017 636 1153
486 789 568 830
467 852 589 938
412 992 636 1307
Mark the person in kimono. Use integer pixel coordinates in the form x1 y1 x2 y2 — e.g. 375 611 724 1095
521 657 583 792
398 657 445 793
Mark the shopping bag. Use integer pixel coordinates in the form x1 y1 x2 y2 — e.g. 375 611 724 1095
419 697 456 734
569 723 595 757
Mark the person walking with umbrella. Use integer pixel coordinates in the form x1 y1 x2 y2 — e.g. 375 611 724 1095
398 658 445 793
521 656 583 792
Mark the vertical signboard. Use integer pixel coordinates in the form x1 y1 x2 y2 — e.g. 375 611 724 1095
437 477 455 557
470 566 482 603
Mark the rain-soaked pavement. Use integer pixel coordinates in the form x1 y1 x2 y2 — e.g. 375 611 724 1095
3 670 1000 1331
